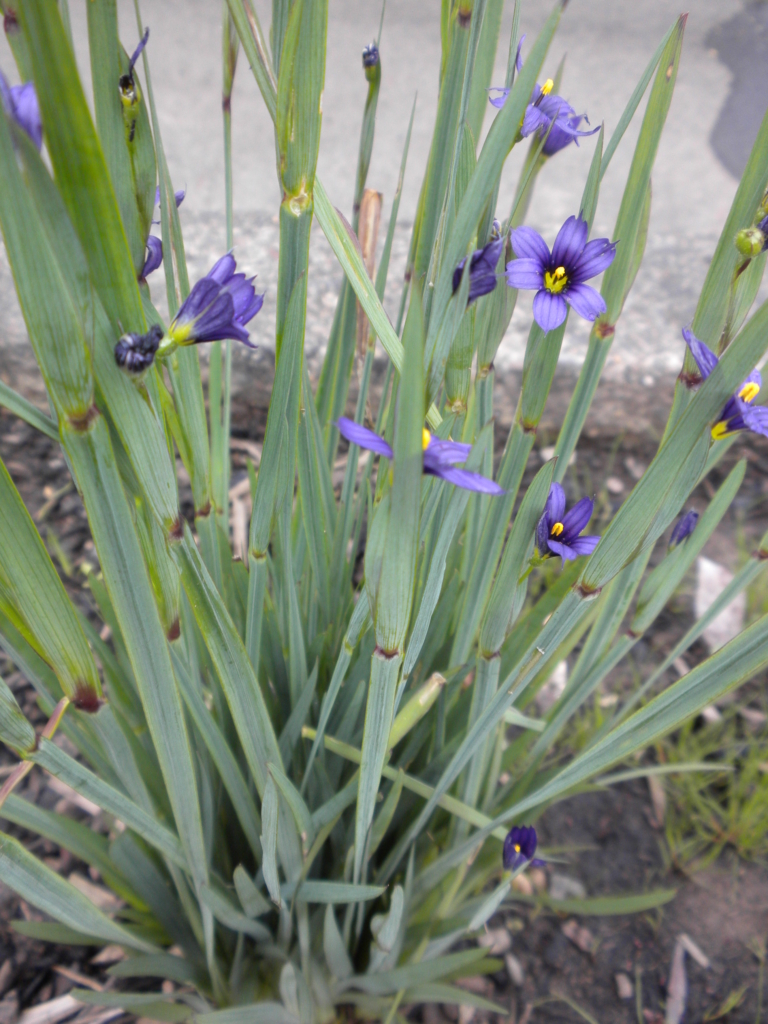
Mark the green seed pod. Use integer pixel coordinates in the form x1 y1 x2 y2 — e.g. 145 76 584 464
735 226 764 258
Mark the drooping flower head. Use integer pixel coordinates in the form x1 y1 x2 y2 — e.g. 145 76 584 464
140 235 163 280
0 69 42 150
536 482 600 564
336 418 505 495
168 254 263 348
503 825 543 872
669 510 698 549
114 324 163 374
452 234 505 306
488 36 598 156
505 214 617 332
683 328 768 441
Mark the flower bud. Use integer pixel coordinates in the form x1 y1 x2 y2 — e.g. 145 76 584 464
735 227 765 258
362 42 380 84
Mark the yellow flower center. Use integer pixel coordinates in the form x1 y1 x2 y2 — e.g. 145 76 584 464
711 421 731 440
422 428 432 450
168 322 192 346
541 78 554 96
739 381 760 403
550 522 564 537
514 844 521 853
544 266 568 294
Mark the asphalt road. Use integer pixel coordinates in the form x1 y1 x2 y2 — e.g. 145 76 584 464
1 0 766 435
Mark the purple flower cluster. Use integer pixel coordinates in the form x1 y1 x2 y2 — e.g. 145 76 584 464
336 418 504 495
488 37 598 157
506 215 616 332
683 328 768 441
536 482 600 564
116 254 262 373
169 254 263 348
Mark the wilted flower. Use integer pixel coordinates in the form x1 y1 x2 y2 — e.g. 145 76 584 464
336 418 505 495
167 254 263 348
140 235 163 280
452 236 505 305
503 825 543 871
0 69 42 150
683 327 768 441
114 324 163 374
505 214 617 332
669 510 698 549
119 27 149 112
488 36 598 156
536 482 600 564
153 185 186 221
141 188 186 280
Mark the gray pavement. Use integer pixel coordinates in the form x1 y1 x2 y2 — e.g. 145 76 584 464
0 0 764 438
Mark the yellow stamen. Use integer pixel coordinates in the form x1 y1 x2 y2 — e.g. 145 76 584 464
422 428 432 451
541 78 554 96
711 421 732 441
514 844 521 853
550 521 564 537
544 266 568 294
739 381 760 403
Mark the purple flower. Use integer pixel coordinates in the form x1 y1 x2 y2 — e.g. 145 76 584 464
488 37 597 156
336 418 505 495
0 70 42 150
503 825 543 871
505 214 617 332
153 186 186 222
168 254 263 348
452 236 505 305
669 510 698 549
141 188 186 280
536 482 600 564
114 324 163 374
683 328 768 441
140 235 163 280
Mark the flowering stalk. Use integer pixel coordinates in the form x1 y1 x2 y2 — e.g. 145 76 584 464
209 3 240 524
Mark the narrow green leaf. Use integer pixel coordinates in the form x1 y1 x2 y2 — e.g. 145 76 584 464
324 904 353 980
109 954 202 986
199 885 271 941
19 1 145 332
61 416 208 894
196 1005 298 1024
631 459 746 633
480 459 555 656
31 737 185 867
0 830 156 952
172 649 262 861
233 865 271 918
268 762 315 856
343 949 489 995
354 649 401 883
0 381 58 440
261 774 281 906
